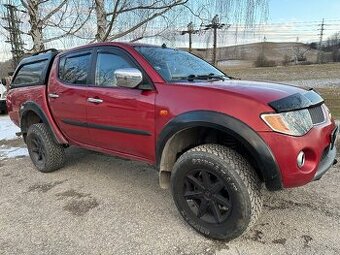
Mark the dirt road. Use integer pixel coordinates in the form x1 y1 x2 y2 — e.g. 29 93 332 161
0 137 339 254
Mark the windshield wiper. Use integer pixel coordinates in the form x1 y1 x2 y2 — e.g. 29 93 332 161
186 73 225 81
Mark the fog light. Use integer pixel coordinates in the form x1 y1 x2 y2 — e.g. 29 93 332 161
297 151 305 168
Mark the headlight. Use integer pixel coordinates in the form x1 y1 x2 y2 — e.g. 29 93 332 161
261 109 313 136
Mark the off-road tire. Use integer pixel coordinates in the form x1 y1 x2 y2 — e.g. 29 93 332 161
171 144 262 240
26 123 65 172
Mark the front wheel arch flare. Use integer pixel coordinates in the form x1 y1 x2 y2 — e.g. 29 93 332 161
157 110 282 191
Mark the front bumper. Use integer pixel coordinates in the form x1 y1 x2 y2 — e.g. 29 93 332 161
259 120 338 188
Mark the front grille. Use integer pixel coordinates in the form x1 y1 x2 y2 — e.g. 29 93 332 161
308 105 325 125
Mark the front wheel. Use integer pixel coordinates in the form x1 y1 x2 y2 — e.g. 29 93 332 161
171 144 262 240
26 123 66 172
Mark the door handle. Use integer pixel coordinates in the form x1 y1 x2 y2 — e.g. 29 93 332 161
48 93 59 98
87 97 103 104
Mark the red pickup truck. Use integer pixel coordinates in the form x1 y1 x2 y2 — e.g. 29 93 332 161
6 43 338 240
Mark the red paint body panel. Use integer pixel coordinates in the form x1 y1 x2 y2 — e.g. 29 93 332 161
6 42 337 189
85 86 156 160
6 85 68 144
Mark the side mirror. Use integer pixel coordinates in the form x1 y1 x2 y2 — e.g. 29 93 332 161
114 68 143 88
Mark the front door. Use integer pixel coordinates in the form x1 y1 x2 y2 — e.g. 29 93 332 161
86 47 156 161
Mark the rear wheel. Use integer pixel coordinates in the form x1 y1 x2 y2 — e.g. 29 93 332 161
26 123 65 172
171 144 262 240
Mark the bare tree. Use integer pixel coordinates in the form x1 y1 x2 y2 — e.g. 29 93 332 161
19 0 92 52
292 38 310 64
93 0 189 42
91 0 269 49
1 0 269 58
327 32 340 62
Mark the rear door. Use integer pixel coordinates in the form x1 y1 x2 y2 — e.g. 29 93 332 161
85 47 156 161
48 50 92 145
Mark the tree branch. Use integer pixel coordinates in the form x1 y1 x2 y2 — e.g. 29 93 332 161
42 0 68 23
102 0 121 41
106 0 188 41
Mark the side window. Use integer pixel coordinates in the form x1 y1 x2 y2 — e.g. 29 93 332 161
95 53 134 87
12 60 48 87
59 53 91 84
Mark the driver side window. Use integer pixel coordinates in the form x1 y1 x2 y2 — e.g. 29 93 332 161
95 53 134 87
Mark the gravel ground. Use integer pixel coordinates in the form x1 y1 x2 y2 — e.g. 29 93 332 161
0 136 339 255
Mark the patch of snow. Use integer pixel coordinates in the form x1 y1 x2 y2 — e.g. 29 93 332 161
0 115 21 141
284 78 340 88
0 146 28 160
1 115 28 159
218 60 253 68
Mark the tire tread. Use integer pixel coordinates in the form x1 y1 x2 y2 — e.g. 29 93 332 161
27 123 65 172
173 144 263 239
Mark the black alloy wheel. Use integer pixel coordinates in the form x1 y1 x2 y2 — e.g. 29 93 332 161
183 169 232 224
29 134 47 167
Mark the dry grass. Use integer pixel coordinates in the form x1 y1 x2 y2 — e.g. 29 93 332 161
222 63 340 82
316 88 340 120
221 63 340 119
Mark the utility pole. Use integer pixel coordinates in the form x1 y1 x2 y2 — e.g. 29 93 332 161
204 15 230 66
181 22 198 53
2 3 25 68
261 36 267 53
317 18 325 64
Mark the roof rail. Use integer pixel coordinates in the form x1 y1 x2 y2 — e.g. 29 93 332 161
32 48 58 56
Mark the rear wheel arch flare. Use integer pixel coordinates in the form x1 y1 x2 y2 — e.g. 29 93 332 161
20 101 56 143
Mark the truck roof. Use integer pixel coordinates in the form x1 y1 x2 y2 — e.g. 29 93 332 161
58 42 162 55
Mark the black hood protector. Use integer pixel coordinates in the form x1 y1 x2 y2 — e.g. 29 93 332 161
268 89 324 113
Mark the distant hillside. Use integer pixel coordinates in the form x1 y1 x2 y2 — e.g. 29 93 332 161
190 42 319 64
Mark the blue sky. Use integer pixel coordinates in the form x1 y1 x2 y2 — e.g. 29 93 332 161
268 0 340 22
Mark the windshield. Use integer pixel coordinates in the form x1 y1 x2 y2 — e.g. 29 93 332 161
134 46 228 82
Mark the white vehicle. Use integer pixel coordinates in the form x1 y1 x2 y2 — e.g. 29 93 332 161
0 82 7 113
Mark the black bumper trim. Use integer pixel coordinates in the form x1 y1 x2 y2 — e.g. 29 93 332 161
62 119 151 136
313 125 338 181
313 146 337 181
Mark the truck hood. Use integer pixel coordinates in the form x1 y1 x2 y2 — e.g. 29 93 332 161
173 80 323 112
